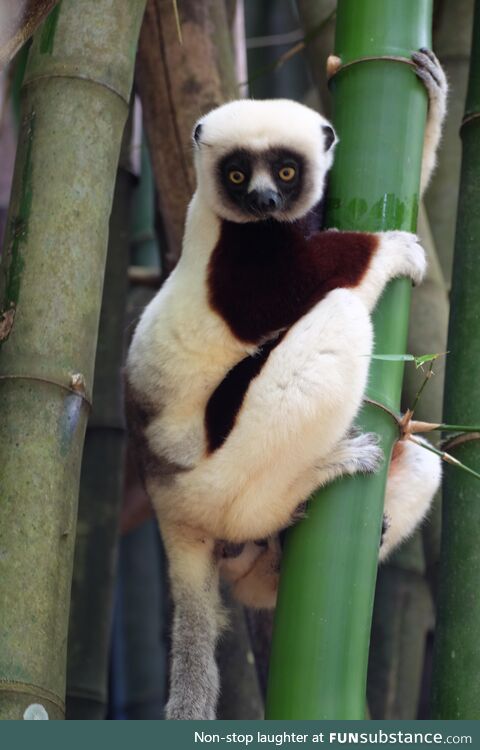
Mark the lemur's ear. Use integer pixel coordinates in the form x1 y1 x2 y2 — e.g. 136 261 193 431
322 124 337 151
193 122 203 147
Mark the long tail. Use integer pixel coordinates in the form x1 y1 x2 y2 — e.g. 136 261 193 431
161 523 224 720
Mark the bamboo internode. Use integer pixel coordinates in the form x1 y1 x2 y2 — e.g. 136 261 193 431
431 0 480 720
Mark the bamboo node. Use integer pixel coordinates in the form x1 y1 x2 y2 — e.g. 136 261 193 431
442 432 480 452
460 111 480 130
327 54 416 82
363 397 402 433
326 55 342 79
363 399 444 441
0 373 92 407
70 372 86 394
0 678 65 712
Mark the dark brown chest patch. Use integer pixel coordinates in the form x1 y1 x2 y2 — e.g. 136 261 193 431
208 219 378 344
205 335 283 453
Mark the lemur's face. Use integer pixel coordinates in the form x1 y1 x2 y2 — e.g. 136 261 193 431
193 99 337 224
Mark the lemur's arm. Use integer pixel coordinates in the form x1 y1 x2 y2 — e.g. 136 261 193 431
309 229 426 314
414 48 448 196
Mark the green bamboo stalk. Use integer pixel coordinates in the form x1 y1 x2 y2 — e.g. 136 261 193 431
266 0 431 719
65 131 133 720
426 0 475 285
0 0 146 720
367 205 448 718
431 0 480 719
368 535 433 719
11 44 31 130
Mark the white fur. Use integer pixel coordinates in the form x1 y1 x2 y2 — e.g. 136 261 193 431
126 84 446 719
193 98 337 223
380 438 442 561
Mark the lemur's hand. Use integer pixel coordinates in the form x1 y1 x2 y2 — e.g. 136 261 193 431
412 48 448 120
379 231 427 286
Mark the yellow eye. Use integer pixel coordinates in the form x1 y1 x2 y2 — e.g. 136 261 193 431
229 170 245 184
278 166 296 181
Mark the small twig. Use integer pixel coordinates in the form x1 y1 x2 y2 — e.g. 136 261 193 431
438 423 480 433
172 0 183 45
246 29 304 50
411 359 435 414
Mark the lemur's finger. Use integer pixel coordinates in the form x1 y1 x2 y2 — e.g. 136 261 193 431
412 50 443 84
412 50 447 94
412 51 443 90
414 65 441 95
419 46 439 65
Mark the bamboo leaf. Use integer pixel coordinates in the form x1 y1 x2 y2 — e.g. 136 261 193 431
369 352 446 368
370 353 416 362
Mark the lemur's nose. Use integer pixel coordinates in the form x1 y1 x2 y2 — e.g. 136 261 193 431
247 188 282 213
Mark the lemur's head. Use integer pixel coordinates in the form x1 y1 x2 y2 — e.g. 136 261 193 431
192 99 338 223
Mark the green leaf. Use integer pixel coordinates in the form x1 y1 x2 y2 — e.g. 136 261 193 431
370 353 416 362
413 351 447 368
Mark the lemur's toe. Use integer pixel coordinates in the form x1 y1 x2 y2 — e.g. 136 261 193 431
349 432 384 474
419 47 438 63
411 49 446 93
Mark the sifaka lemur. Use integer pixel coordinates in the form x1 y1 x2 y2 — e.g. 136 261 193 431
126 48 447 719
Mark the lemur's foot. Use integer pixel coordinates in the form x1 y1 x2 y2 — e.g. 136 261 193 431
381 231 427 285
326 431 384 477
219 537 280 609
412 48 448 112
380 513 391 548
